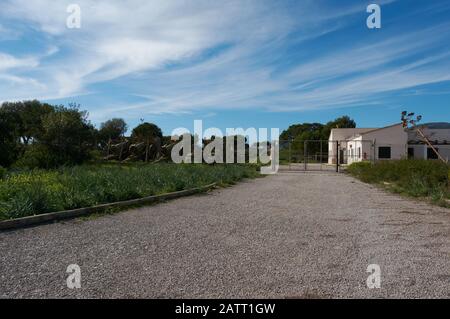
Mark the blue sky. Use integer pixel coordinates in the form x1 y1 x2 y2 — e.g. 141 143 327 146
0 0 450 135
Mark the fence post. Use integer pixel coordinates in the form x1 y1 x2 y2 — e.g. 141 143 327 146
289 139 292 170
304 141 307 171
320 139 323 170
107 138 111 158
145 139 150 163
336 141 339 173
119 142 124 162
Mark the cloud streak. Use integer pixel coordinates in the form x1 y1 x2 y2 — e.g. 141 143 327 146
0 0 449 120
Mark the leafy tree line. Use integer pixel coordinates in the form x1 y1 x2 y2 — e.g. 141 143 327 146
0 100 357 168
279 116 356 141
0 100 164 168
279 116 356 162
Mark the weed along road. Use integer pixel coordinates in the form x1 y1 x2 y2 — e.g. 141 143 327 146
0 172 449 298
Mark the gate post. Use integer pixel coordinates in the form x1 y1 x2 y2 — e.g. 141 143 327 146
320 139 323 170
336 141 339 173
289 139 292 170
304 141 307 171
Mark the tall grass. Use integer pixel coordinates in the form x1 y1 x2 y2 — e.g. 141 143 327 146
347 160 450 203
0 163 260 220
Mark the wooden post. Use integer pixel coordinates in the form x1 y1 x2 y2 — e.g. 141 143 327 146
416 128 447 163
119 142 124 162
107 139 111 157
373 139 376 164
145 139 150 163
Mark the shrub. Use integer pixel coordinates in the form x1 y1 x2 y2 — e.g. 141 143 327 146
0 163 259 220
0 166 6 179
13 144 56 169
346 161 373 181
348 159 450 200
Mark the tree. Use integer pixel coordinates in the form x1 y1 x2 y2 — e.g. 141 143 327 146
0 100 53 145
131 122 163 141
0 100 54 166
99 118 127 144
323 116 356 139
0 110 18 167
280 123 326 141
279 116 357 162
42 106 95 165
17 105 96 168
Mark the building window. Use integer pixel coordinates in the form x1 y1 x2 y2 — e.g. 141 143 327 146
378 147 391 159
358 147 361 159
427 147 439 160
408 147 414 159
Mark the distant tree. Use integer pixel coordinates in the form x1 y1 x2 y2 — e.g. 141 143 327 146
0 110 18 167
42 105 95 165
99 118 127 144
0 100 54 166
279 116 356 161
323 116 356 139
131 122 163 142
280 116 357 142
280 123 325 141
0 100 54 145
17 105 96 168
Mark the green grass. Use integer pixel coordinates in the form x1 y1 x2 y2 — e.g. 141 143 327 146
0 163 260 220
347 160 450 205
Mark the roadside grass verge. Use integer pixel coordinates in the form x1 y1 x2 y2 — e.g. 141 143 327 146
0 163 260 221
347 160 450 206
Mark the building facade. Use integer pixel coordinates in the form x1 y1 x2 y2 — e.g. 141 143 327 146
328 123 450 165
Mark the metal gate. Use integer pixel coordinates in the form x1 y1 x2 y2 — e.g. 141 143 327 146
279 139 378 172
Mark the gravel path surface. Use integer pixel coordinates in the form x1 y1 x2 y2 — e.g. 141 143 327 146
1 172 449 298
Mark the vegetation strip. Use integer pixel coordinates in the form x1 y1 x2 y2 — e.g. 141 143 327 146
0 183 216 231
0 163 260 220
347 160 450 205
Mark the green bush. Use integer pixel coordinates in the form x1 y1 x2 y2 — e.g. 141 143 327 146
0 166 6 179
348 160 449 200
346 162 373 180
13 144 56 169
0 163 259 220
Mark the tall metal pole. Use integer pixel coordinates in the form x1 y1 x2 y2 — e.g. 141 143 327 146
320 140 323 170
336 141 339 173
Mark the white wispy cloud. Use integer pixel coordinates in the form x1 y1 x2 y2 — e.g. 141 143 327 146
0 0 449 119
0 53 39 71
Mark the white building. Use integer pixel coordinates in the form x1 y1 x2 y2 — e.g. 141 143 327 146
328 123 450 165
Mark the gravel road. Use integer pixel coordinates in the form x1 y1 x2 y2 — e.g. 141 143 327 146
1 171 449 298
